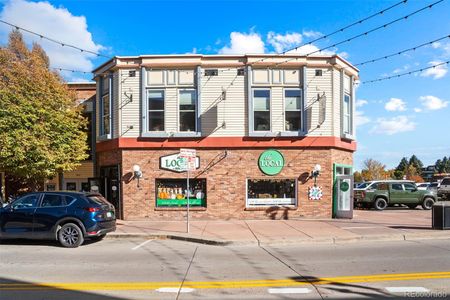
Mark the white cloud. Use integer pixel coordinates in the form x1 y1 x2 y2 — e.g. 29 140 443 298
267 31 302 53
356 99 368 108
218 31 265 54
393 64 409 74
420 61 448 79
302 30 322 38
414 108 422 113
0 0 105 80
385 98 407 112
355 110 370 127
419 95 448 111
370 116 416 135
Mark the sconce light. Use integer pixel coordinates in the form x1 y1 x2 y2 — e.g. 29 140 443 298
311 164 321 186
133 165 143 187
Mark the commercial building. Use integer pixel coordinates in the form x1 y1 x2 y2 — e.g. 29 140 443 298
93 54 358 220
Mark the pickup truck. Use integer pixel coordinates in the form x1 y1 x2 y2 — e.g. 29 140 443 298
354 180 437 211
437 177 450 200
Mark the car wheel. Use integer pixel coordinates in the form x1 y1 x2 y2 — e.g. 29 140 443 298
421 198 435 210
374 198 388 211
407 204 418 209
58 223 84 248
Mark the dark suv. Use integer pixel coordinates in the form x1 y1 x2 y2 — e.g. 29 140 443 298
0 192 116 248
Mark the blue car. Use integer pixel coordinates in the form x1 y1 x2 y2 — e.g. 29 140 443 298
0 192 116 248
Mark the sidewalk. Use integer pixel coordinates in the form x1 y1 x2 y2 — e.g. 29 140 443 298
110 209 450 246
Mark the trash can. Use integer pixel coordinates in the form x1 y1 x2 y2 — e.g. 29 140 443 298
432 201 450 230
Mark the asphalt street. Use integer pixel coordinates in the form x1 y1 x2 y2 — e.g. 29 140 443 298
1 237 450 299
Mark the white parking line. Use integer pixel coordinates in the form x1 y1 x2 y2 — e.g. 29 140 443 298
156 287 195 293
131 239 152 250
386 287 430 293
268 288 311 294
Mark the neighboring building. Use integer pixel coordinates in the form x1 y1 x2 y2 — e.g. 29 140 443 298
44 82 96 192
93 54 358 220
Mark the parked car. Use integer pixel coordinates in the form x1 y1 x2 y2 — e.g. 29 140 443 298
0 192 116 248
437 177 450 200
427 182 440 193
416 182 430 191
354 180 437 211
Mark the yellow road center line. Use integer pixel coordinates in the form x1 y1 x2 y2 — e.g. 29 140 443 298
1 271 450 291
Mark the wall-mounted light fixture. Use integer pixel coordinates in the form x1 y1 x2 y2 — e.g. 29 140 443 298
311 164 321 186
133 165 143 187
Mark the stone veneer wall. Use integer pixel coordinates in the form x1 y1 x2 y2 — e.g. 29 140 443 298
97 148 353 220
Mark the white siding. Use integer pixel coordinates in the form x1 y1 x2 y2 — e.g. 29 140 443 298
164 88 178 133
200 68 246 136
271 87 284 132
113 71 120 138
332 69 342 137
305 68 333 136
120 69 141 137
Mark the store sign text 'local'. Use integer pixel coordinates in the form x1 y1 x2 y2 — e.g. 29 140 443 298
160 153 200 173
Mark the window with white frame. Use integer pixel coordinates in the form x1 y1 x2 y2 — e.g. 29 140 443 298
147 90 165 131
284 89 302 131
247 179 297 207
179 90 196 132
253 89 271 131
343 93 352 135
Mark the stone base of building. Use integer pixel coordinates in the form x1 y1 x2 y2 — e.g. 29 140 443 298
97 148 353 220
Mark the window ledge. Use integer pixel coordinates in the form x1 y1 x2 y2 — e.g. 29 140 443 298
245 206 298 211
141 132 170 138
341 133 355 140
279 131 306 137
171 132 201 138
155 207 206 211
248 132 279 138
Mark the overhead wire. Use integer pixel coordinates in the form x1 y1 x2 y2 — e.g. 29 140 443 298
0 19 110 58
273 0 445 67
362 60 450 84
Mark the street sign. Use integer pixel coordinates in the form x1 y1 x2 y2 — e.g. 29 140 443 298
180 148 196 158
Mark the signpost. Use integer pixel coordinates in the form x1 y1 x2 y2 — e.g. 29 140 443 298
179 149 197 233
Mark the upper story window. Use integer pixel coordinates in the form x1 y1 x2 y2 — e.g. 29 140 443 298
99 75 111 137
147 90 165 131
179 90 197 132
284 89 302 131
253 89 271 131
343 93 351 135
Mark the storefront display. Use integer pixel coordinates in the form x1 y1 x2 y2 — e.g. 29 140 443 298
247 179 296 206
156 178 206 207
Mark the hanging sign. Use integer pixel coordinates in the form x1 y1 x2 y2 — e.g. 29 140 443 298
160 153 200 173
258 150 284 175
308 186 323 201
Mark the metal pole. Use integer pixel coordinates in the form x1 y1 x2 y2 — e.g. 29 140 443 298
187 169 190 233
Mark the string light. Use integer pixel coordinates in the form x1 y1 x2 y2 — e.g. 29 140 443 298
362 60 450 84
354 34 450 66
274 0 444 67
248 0 409 67
0 19 110 59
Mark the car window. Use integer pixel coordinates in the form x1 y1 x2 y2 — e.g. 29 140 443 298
370 183 378 189
87 195 110 206
41 194 66 207
404 183 416 191
391 183 403 191
417 183 428 188
12 195 39 209
358 182 370 189
441 178 450 185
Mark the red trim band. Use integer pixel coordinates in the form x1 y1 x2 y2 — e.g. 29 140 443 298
96 137 356 152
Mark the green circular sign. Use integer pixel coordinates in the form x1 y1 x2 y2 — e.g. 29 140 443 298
258 150 284 175
340 181 350 192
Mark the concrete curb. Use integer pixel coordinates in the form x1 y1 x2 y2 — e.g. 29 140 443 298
106 231 450 246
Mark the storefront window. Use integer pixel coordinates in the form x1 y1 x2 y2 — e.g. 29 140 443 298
156 178 206 207
247 179 296 207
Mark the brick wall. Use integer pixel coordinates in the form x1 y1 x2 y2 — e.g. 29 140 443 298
96 148 353 220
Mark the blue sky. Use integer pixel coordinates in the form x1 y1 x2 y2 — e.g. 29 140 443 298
0 0 449 170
